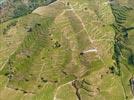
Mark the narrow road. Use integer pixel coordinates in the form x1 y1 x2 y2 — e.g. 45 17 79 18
53 80 75 100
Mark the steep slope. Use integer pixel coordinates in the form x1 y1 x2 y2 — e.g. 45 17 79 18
0 0 134 100
110 0 134 99
0 0 57 22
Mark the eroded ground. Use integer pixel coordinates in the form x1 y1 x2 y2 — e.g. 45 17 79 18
0 0 134 100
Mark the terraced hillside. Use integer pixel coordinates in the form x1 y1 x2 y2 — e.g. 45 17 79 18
0 0 134 100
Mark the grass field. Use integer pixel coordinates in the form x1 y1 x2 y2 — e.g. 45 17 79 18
0 0 134 100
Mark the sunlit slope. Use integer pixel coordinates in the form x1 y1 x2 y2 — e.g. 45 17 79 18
0 0 134 100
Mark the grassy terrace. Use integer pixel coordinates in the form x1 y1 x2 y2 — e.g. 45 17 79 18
110 1 134 99
0 0 134 100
